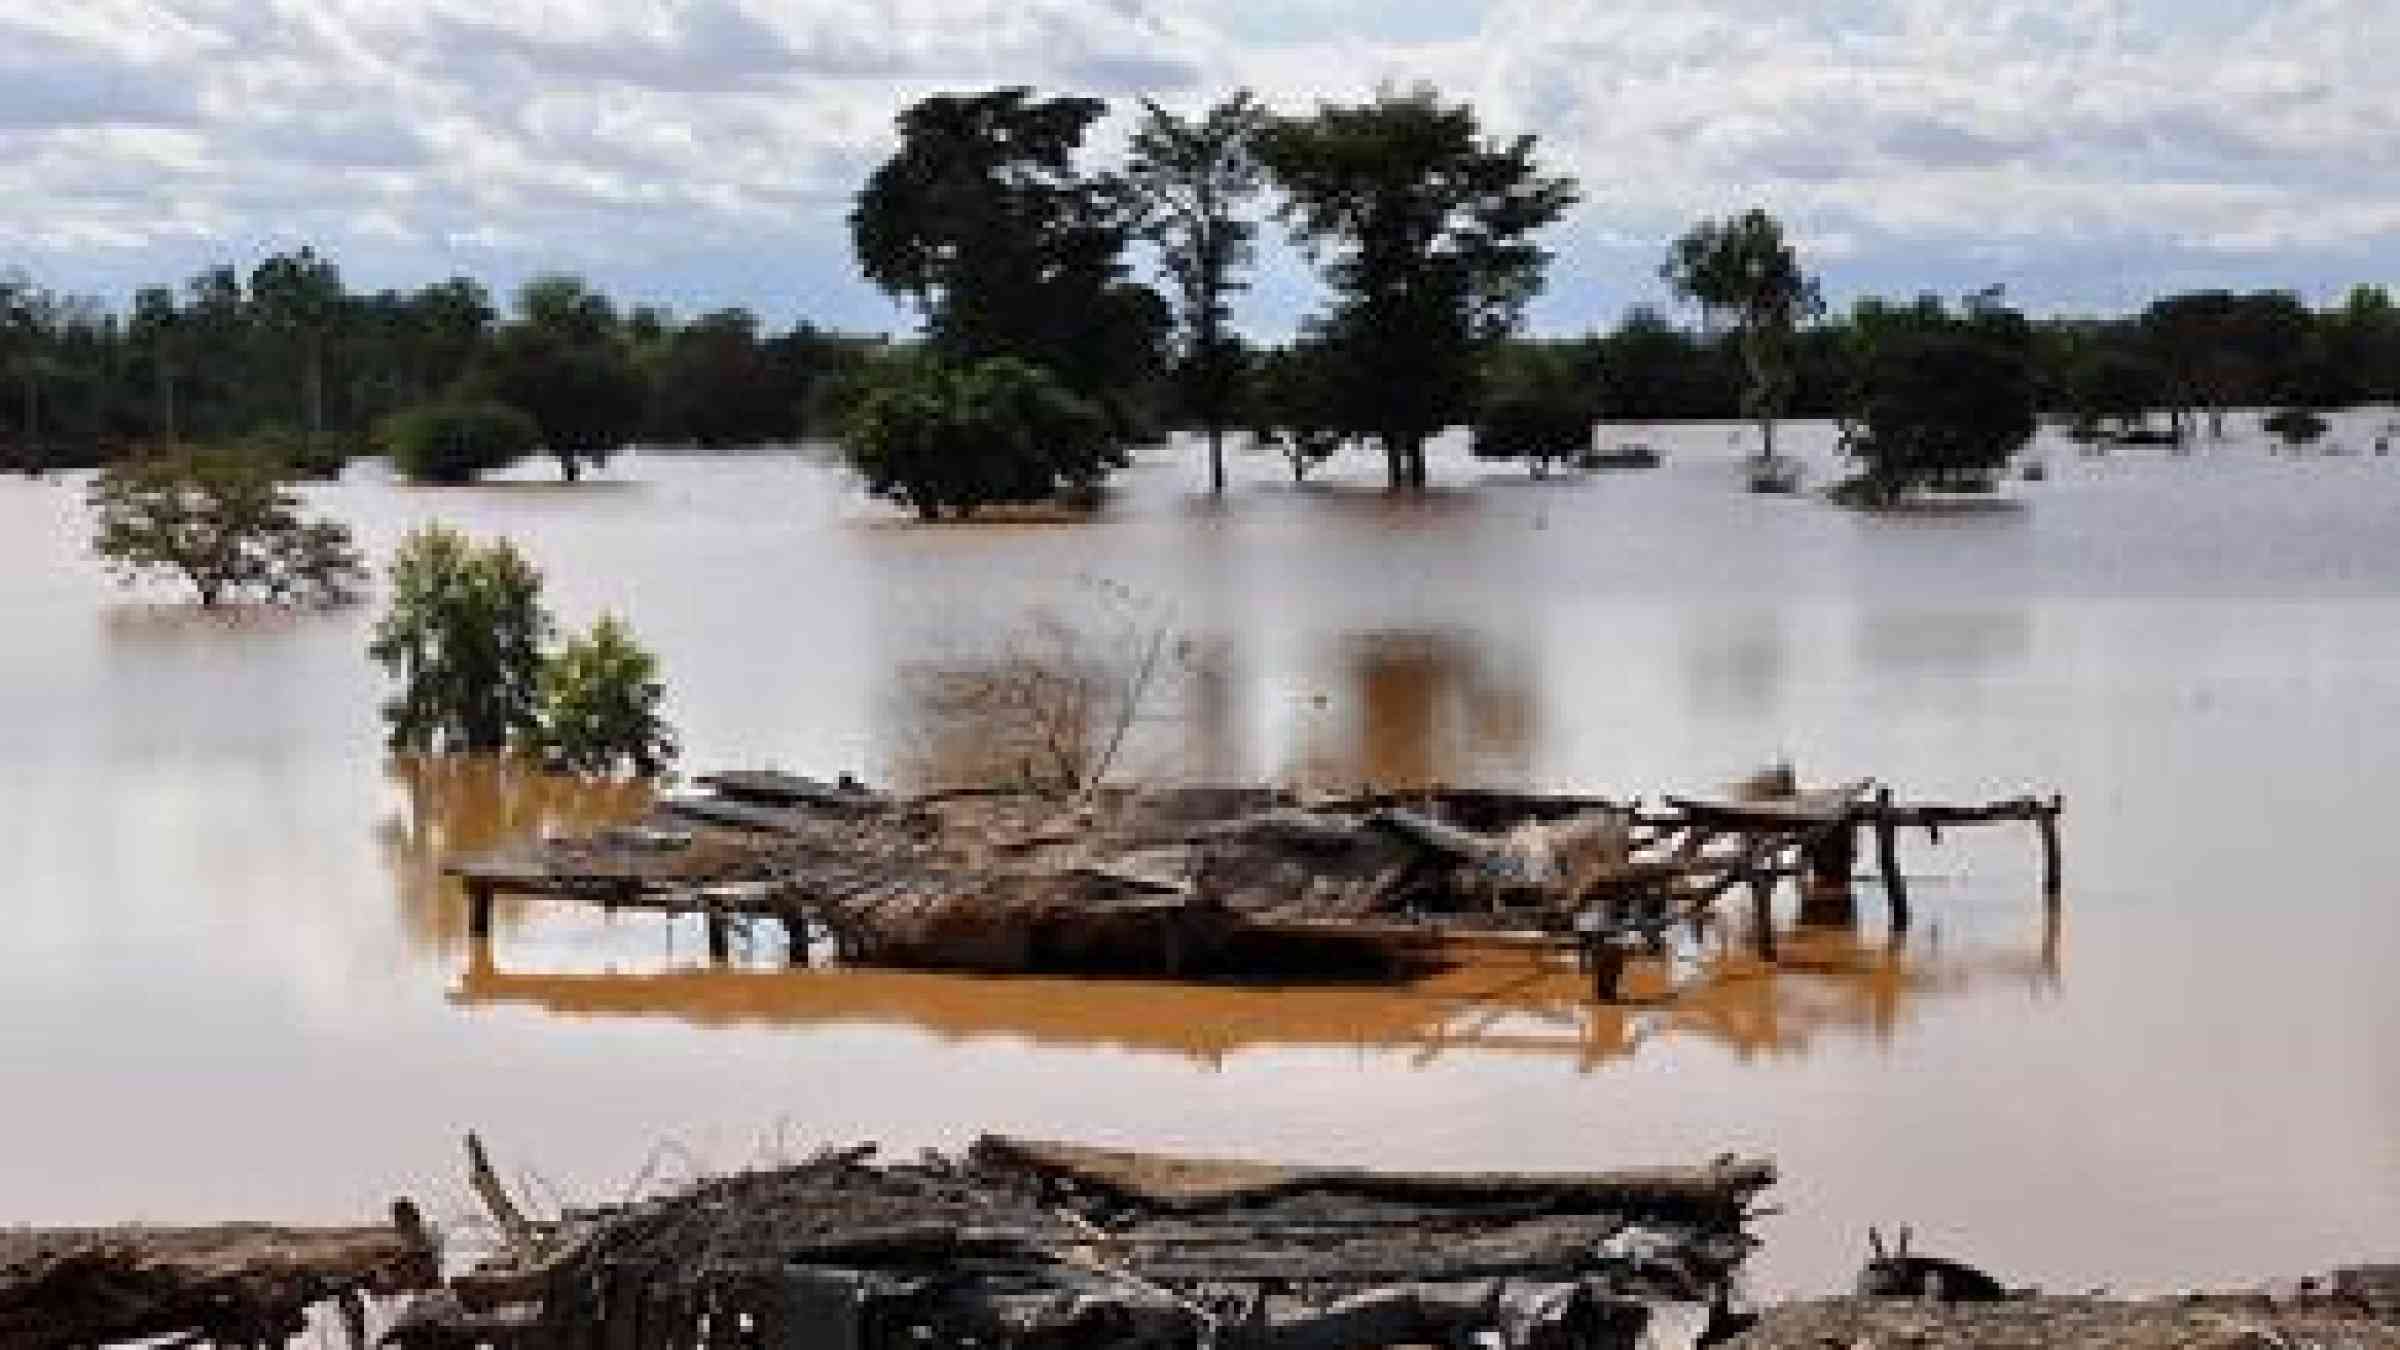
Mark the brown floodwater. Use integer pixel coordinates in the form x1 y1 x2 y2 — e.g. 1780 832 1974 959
4 417 2399 1296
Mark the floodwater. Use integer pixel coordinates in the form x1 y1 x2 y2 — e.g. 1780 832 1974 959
5 414 2399 1297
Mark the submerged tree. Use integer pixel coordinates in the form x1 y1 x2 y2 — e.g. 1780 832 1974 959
1473 341 1599 478
1662 209 1821 464
1247 341 1348 483
536 614 678 777
1838 291 2037 506
369 527 552 754
842 354 1120 519
378 400 543 483
472 276 646 481
1258 84 1577 490
851 87 1167 439
1126 91 1270 496
88 448 364 607
2263 406 2329 451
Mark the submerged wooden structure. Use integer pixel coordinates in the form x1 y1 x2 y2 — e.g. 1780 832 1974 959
447 769 2063 1001
387 1134 1775 1349
0 1206 438 1349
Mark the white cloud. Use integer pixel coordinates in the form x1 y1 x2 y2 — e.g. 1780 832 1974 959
3 0 2399 327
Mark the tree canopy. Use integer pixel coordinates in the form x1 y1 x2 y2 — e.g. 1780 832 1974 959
850 87 1167 437
1257 84 1577 490
1838 292 2038 506
1663 209 1821 462
841 354 1121 519
1126 91 1271 495
88 447 364 607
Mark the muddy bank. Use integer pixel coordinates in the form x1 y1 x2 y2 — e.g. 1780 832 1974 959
1730 1283 2400 1349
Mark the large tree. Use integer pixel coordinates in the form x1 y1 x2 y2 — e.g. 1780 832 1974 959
850 87 1166 432
1257 85 1577 490
88 447 364 607
247 246 344 445
1125 91 1270 496
1662 209 1821 464
1839 290 2037 506
473 275 646 481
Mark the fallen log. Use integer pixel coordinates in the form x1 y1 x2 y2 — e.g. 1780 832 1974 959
0 1202 438 1350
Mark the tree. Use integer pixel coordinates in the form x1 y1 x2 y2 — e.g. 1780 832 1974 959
536 614 678 777
369 526 550 754
1247 341 1347 483
2068 348 2168 441
850 87 1166 432
2263 406 2329 451
247 246 344 447
379 400 542 483
1126 91 1270 496
1257 85 1577 490
473 276 645 481
1473 342 1597 478
842 354 1119 519
88 447 364 607
1663 209 1822 463
1838 292 2037 506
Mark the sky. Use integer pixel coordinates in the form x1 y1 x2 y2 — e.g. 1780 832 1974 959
6 0 2400 336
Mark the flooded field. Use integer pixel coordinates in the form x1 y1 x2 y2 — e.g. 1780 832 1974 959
5 415 2399 1295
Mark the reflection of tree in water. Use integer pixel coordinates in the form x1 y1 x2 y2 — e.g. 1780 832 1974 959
378 755 650 957
1288 630 1535 789
1679 609 1789 720
1855 608 2033 679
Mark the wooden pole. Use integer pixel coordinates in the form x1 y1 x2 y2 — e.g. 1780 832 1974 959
706 911 731 965
466 880 494 943
2038 794 2064 907
786 912 812 967
1875 788 1910 931
1749 851 1779 961
1589 939 1628 1002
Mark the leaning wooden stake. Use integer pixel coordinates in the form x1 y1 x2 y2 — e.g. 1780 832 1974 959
465 1131 535 1254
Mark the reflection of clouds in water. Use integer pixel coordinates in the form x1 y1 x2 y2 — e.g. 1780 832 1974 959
1855 608 2033 678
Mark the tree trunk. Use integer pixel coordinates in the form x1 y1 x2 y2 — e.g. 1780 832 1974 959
1382 438 1404 490
559 452 582 483
1207 423 1225 496
306 334 325 440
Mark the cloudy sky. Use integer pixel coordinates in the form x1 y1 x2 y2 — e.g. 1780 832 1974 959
7 0 2400 334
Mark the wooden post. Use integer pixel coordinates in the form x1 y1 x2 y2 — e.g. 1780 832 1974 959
1749 859 1778 961
2038 794 2064 908
1799 820 1859 926
786 912 812 967
706 911 731 965
466 880 494 943
1589 939 1628 1002
1875 788 1910 932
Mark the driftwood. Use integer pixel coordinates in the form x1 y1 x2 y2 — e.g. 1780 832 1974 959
386 1133 1775 1350
0 1202 437 1349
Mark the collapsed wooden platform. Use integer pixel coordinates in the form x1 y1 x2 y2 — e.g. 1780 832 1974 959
445 770 2063 999
387 1134 1776 1350
0 1205 438 1349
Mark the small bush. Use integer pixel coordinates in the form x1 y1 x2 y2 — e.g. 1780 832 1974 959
2263 407 2328 450
379 401 542 484
536 615 678 778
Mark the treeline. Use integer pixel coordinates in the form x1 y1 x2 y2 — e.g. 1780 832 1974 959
1566 286 2400 430
0 257 875 474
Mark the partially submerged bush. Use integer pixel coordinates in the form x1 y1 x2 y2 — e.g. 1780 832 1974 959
2264 407 2328 450
378 400 542 484
368 525 676 776
88 447 365 607
536 615 678 777
842 355 1124 519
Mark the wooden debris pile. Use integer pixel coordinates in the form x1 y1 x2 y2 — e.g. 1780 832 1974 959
387 1135 1775 1350
0 1204 438 1350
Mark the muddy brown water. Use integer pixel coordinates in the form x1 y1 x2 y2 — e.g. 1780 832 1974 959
4 417 2399 1296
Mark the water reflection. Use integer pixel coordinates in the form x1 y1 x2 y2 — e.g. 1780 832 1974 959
1681 609 1791 719
377 757 650 955
1855 609 2034 678
1284 629 1536 788
447 912 2061 1072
